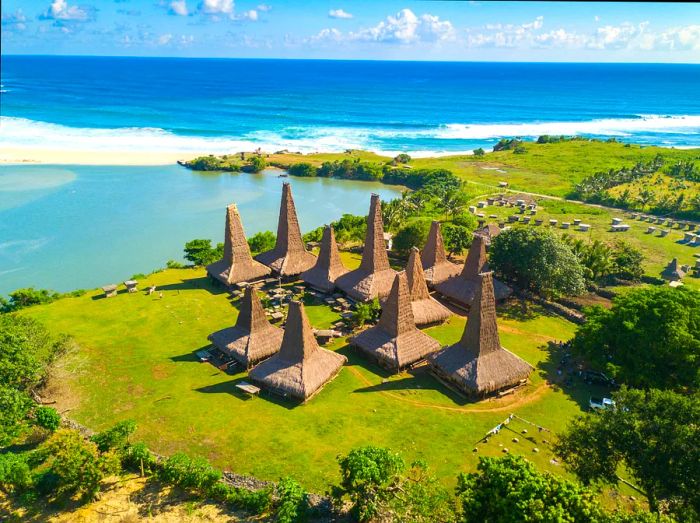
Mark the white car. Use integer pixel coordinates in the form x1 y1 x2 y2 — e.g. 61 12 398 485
589 397 615 411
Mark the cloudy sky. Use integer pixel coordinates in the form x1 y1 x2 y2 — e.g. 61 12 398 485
2 1 699 62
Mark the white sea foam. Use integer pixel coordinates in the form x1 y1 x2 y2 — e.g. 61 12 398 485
1 114 699 158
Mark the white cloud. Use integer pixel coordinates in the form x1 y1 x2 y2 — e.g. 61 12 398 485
348 9 455 44
588 21 648 49
472 16 544 48
169 0 188 16
308 27 343 44
241 9 258 21
594 15 600 23
257 4 271 12
1 9 27 31
180 34 195 45
158 33 173 45
329 9 352 20
41 0 95 22
199 0 234 15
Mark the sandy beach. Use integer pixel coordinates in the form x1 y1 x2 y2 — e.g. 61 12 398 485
0 147 199 166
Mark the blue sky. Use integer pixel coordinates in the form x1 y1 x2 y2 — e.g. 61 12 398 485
2 1 699 62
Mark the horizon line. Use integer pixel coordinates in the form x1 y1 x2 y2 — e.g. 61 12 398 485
1 53 699 66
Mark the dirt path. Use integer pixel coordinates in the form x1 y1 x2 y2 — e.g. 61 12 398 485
346 366 551 414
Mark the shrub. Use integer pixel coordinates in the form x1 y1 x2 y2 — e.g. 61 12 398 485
275 476 309 523
4 288 59 311
473 148 485 157
352 299 381 327
166 259 186 269
442 223 473 257
247 156 267 173
123 442 158 475
91 420 137 453
392 219 432 258
0 452 33 493
288 163 317 177
183 239 221 266
159 452 221 492
247 231 276 255
394 153 412 164
34 406 61 432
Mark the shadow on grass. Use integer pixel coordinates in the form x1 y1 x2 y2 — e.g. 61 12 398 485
536 341 611 411
194 376 298 410
169 350 203 363
498 298 539 321
157 276 226 295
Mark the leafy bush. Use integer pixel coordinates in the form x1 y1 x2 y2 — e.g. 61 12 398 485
493 138 523 152
185 155 241 172
91 419 137 453
352 299 381 327
159 452 221 493
473 148 485 157
442 223 473 257
394 153 412 164
392 219 432 258
247 156 267 173
2 288 59 311
183 239 223 266
166 259 186 269
34 406 61 432
123 442 158 475
247 231 276 255
288 163 317 177
275 476 309 523
0 452 33 493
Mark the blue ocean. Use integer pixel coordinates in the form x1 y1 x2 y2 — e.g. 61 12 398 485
2 56 700 154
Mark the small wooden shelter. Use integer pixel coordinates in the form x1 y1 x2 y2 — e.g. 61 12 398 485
434 236 511 308
405 247 451 326
207 204 271 286
336 194 397 301
300 225 348 293
429 272 532 397
420 221 461 286
248 301 346 401
256 182 317 277
352 272 441 372
208 286 283 368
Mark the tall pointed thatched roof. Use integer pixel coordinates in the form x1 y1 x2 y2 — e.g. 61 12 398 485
406 247 451 326
248 301 346 401
336 194 397 301
661 258 686 282
256 182 317 277
352 272 441 371
206 204 271 285
300 225 348 293
429 272 532 397
208 286 283 368
434 236 511 307
421 221 461 286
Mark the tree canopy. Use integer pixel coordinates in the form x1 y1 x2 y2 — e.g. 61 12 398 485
489 228 586 299
571 286 700 391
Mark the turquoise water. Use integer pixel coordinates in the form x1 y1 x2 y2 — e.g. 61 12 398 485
0 165 401 295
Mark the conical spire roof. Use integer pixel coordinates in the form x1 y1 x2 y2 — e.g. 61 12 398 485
361 193 391 272
352 272 441 371
421 221 461 286
661 258 686 281
336 194 397 301
300 225 348 293
435 236 511 307
256 183 317 276
206 204 271 286
207 285 283 368
428 272 532 396
406 247 452 326
248 301 347 401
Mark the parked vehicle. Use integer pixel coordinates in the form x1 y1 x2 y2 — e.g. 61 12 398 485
589 397 615 410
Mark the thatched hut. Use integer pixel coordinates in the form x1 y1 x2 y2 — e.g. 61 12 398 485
406 247 451 327
207 204 271 285
336 194 397 301
352 272 441 372
300 225 348 293
256 183 317 277
208 286 283 368
421 221 461 286
248 301 346 401
429 272 532 397
661 258 686 282
434 236 511 308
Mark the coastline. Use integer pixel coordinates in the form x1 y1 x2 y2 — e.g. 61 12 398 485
0 147 200 166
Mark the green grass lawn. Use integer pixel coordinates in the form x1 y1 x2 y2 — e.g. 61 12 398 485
23 267 603 493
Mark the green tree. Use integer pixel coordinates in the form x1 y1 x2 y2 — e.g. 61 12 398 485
442 224 473 257
393 219 432 258
183 239 219 266
275 477 309 523
247 155 267 173
394 153 412 164
456 454 609 523
91 419 137 453
473 148 485 157
247 231 276 255
34 406 61 432
352 299 381 328
39 429 121 500
287 163 317 177
0 387 33 446
571 286 700 390
0 452 33 494
610 240 644 282
4 288 59 311
556 388 699 519
490 228 586 299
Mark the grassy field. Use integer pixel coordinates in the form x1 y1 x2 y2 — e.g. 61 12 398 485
23 267 608 494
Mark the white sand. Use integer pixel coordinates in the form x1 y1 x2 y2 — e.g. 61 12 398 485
0 147 202 166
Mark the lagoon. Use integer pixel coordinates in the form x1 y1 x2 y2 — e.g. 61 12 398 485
0 165 402 295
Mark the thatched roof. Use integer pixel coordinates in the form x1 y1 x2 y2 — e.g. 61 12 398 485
352 272 441 371
336 194 397 301
434 236 511 307
421 221 462 286
207 204 271 285
473 223 502 247
428 272 532 396
661 258 686 281
208 286 283 368
248 301 346 401
406 247 451 326
300 225 348 293
256 182 317 277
